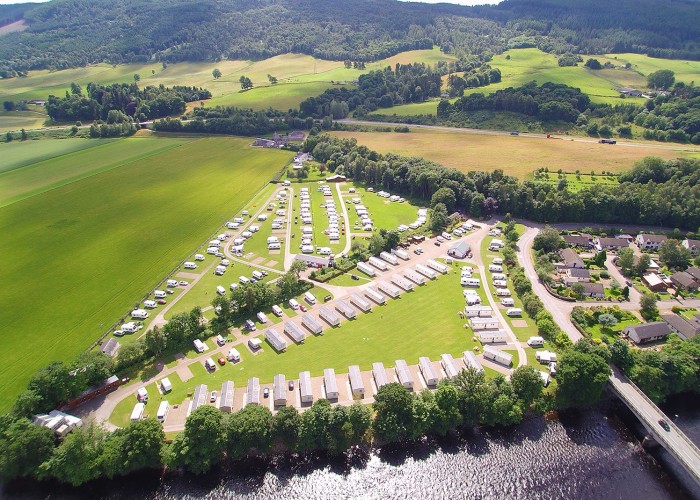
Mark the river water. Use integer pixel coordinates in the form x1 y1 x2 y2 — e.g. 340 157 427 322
5 399 698 500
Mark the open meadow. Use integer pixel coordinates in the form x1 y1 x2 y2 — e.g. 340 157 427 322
329 128 685 178
0 136 291 410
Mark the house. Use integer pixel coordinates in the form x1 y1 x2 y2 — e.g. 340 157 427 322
635 233 667 250
284 130 306 141
633 255 660 273
624 322 672 345
596 237 629 251
100 338 120 357
326 174 347 182
448 240 471 259
670 271 699 291
560 248 585 269
682 239 700 257
685 267 700 283
617 87 643 97
562 234 592 248
294 254 331 268
661 314 699 340
581 282 605 298
566 268 591 282
642 273 667 292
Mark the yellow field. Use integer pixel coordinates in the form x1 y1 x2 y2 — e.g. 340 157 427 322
329 128 687 178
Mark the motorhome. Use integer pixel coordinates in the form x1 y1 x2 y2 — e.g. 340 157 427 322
305 291 317 304
227 348 241 362
506 308 523 317
216 286 226 295
271 304 283 317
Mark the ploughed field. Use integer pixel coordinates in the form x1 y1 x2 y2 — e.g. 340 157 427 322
0 136 291 410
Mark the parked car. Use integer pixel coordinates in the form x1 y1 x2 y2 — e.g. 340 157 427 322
434 241 441 246
263 387 270 398
166 289 174 295
210 391 217 403
289 380 295 391
217 357 226 366
658 419 670 432
300 305 308 312
351 274 359 280
179 281 189 286
324 295 332 302
157 299 166 305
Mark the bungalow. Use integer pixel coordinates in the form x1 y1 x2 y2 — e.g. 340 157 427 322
624 322 672 345
582 282 605 298
560 248 585 269
617 87 643 97
661 314 699 340
670 271 699 291
682 239 700 257
596 237 628 251
326 174 347 182
447 240 471 259
562 234 592 248
642 273 667 292
635 233 667 250
633 255 660 273
566 268 591 282
685 267 700 283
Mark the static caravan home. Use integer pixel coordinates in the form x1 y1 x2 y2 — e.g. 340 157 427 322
395 360 414 389
391 274 414 291
536 350 557 364
380 251 399 266
319 306 341 326
488 264 503 273
220 381 234 413
184 261 197 270
483 345 513 366
335 300 357 319
190 384 208 415
160 377 172 393
478 329 508 343
501 298 515 307
469 317 501 330
463 351 484 373
496 289 511 297
393 248 410 260
265 328 288 352
506 308 523 317
349 293 372 312
493 280 508 288
373 362 390 390
461 277 481 287
130 402 145 422
419 356 439 386
323 368 339 400
273 374 287 407
283 321 306 344
357 262 376 277
426 259 448 274
441 353 460 379
131 309 148 320
368 256 388 271
156 401 169 422
492 258 503 265
464 305 493 317
299 371 313 404
122 322 138 333
246 378 260 406
527 336 545 347
404 269 426 285
301 314 324 335
193 339 205 353
415 264 437 280
364 287 386 304
377 281 401 299
492 273 507 281
348 365 365 398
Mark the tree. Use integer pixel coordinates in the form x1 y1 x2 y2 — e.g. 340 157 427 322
144 326 168 358
27 361 76 412
510 366 543 407
0 418 55 480
372 383 415 443
593 249 607 268
470 192 484 218
617 247 635 276
658 239 691 269
634 253 651 277
226 404 272 459
598 313 618 328
432 383 462 435
41 424 108 486
71 350 114 388
111 418 164 474
5 131 12 142
430 187 456 213
368 233 386 255
429 202 449 233
453 367 489 426
4 100 16 111
133 74 140 82
571 282 586 300
640 292 658 320
271 406 299 450
622 286 630 299
483 196 498 215
212 68 222 79
239 76 253 90
631 364 668 402
167 406 224 473
584 58 602 70
384 230 400 251
20 128 27 140
347 402 371 444
647 69 675 90
533 226 563 253
267 74 278 85
556 350 611 408
608 339 635 373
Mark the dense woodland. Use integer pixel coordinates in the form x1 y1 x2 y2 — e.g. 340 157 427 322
0 0 699 76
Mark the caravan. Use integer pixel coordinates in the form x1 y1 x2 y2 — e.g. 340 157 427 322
304 291 317 304
506 308 523 317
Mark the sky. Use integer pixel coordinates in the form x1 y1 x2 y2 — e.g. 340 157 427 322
0 0 503 6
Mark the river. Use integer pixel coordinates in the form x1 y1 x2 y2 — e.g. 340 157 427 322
5 399 698 500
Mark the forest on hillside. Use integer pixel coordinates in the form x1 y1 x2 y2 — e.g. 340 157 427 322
0 0 698 76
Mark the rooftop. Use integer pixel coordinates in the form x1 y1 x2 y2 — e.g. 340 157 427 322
661 314 699 340
624 322 672 341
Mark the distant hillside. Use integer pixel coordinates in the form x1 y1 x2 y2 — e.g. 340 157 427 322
0 0 698 76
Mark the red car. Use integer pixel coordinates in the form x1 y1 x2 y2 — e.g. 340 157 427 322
157 299 167 305
299 304 308 312
217 357 226 366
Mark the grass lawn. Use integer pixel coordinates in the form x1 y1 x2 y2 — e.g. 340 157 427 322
345 182 421 231
110 264 474 423
606 53 700 84
328 128 683 179
586 319 641 341
532 172 619 192
327 272 372 287
0 136 291 411
679 309 698 322
207 81 345 111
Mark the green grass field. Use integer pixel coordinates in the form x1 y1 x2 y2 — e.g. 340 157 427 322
110 265 474 425
345 183 420 231
0 136 291 411
533 171 620 192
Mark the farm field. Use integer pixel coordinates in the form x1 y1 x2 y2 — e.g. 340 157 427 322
328 128 684 178
533 171 619 192
110 266 474 426
0 136 291 410
0 108 47 132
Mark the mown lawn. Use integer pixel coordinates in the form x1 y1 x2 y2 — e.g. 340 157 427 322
346 182 421 231
0 136 291 410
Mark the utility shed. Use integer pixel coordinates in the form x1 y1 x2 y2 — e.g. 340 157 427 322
373 362 389 390
299 371 313 403
335 299 357 319
190 384 208 415
391 274 414 291
273 374 287 406
415 264 437 279
350 292 371 312
319 306 341 326
377 281 401 298
283 321 306 343
246 377 260 406
419 356 439 386
324 368 339 399
302 314 323 334
220 381 234 413
395 359 414 389
463 351 484 373
348 365 365 397
265 328 288 352
441 353 459 379
364 287 386 304
403 268 426 285
483 345 513 367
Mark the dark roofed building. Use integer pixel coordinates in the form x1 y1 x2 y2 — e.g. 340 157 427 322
100 338 120 357
685 267 700 282
560 248 585 268
562 234 592 248
670 271 699 291
661 314 699 340
624 322 672 344
635 233 667 250
566 268 591 281
597 237 628 250
682 239 700 257
582 282 605 298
